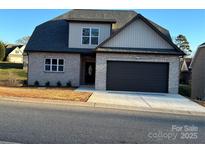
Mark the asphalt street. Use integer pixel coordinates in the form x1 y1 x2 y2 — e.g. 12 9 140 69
0 99 204 144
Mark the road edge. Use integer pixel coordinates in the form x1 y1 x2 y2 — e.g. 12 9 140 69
0 96 205 117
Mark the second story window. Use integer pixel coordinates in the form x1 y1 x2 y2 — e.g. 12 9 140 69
82 28 99 45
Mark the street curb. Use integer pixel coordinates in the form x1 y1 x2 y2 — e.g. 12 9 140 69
93 102 205 117
0 96 94 108
1 96 205 117
0 141 19 144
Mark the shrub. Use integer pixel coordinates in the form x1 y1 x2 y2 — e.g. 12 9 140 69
66 81 71 87
45 81 50 87
0 42 5 61
0 62 23 69
34 81 39 87
179 84 191 97
57 81 62 87
23 80 28 86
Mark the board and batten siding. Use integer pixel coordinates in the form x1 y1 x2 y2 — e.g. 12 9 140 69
103 19 174 49
68 22 111 49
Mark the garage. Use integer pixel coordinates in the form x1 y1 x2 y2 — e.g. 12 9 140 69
106 61 169 93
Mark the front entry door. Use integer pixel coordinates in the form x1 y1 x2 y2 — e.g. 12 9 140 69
85 62 95 84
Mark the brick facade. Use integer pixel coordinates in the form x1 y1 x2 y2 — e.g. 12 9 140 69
28 52 80 87
95 53 180 94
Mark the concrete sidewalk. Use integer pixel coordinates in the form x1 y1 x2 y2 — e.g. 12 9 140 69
1 90 205 116
87 91 205 116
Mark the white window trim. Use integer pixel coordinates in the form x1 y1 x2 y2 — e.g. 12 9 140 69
44 58 65 73
81 27 100 45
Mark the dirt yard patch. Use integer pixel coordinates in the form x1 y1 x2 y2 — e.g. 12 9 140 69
0 86 92 102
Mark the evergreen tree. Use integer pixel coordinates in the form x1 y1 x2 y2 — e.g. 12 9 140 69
175 34 192 55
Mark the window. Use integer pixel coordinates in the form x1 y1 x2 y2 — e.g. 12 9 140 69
82 28 99 45
44 58 64 72
82 28 90 44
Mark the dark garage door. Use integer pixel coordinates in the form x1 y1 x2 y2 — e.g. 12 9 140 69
106 61 169 93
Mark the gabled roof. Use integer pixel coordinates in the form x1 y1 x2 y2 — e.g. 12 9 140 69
25 9 181 55
53 9 137 31
181 58 192 72
3 44 23 60
199 42 205 47
53 9 172 38
5 44 23 54
190 42 205 68
96 14 185 55
25 10 138 52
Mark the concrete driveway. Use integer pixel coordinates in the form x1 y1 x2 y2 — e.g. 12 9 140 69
87 91 205 115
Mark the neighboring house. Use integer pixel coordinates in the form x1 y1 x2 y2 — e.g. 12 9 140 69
191 43 205 99
25 9 185 93
5 44 25 63
180 58 192 84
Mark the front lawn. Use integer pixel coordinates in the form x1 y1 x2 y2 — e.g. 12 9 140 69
0 62 27 86
0 86 92 102
0 68 27 80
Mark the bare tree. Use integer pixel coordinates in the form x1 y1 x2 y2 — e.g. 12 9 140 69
16 36 30 45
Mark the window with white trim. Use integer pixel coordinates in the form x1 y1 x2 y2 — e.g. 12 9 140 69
44 58 64 72
82 28 99 45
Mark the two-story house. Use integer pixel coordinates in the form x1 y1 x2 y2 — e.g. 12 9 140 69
25 9 185 93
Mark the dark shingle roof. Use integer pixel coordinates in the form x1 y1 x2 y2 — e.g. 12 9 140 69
200 42 205 47
54 9 172 39
190 43 205 68
148 19 172 40
26 20 69 52
6 44 23 52
54 9 137 31
25 9 174 53
3 44 23 60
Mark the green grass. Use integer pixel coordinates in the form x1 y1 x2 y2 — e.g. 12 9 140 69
0 68 27 80
0 61 26 86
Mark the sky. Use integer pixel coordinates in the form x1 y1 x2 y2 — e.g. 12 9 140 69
0 9 205 57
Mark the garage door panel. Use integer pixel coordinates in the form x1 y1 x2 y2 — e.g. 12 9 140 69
106 61 169 93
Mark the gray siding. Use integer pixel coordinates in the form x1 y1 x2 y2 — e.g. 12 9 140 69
95 53 180 94
28 52 80 87
69 22 111 49
191 47 205 99
103 19 174 49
